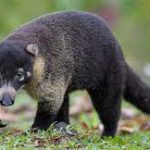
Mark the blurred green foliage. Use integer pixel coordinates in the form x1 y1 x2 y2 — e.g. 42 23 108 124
0 0 103 38
0 0 150 71
119 0 150 64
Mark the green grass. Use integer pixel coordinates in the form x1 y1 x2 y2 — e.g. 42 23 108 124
1 127 150 149
0 90 150 149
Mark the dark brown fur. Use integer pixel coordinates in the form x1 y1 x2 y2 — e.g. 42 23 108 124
0 11 150 137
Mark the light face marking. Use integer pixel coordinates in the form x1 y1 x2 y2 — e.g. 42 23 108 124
0 84 16 101
27 71 32 78
18 68 24 72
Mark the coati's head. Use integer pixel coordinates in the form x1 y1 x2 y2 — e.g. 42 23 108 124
0 41 38 106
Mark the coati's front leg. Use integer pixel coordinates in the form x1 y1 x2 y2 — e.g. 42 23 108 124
55 93 69 124
32 101 57 130
32 94 66 130
31 77 70 130
32 94 69 130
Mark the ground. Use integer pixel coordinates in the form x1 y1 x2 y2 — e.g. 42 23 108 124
0 90 150 149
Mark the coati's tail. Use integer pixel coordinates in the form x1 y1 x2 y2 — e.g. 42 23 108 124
123 64 150 113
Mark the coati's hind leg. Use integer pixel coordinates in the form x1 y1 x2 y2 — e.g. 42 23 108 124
88 88 122 137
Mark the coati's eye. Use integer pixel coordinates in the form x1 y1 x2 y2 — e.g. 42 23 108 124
16 68 24 82
16 72 24 82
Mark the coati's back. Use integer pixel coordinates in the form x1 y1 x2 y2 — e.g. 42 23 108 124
5 11 125 90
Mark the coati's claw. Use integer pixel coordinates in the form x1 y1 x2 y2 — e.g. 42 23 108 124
30 127 39 133
54 122 78 136
65 129 78 136
0 120 8 128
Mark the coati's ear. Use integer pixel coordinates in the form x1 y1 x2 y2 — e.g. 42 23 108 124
26 44 39 57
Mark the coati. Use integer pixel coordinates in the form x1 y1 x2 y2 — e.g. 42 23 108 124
0 11 150 137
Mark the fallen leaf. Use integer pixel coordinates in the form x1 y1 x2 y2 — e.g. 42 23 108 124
140 122 150 131
80 121 89 129
33 137 46 148
51 135 63 144
118 126 135 135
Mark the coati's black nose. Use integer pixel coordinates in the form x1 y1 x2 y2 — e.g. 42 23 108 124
0 93 14 106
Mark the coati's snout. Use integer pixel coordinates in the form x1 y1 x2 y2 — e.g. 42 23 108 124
0 85 16 106
1 93 14 106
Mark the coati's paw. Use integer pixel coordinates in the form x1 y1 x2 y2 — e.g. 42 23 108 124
32 112 57 131
0 120 8 128
54 122 78 136
31 121 51 131
101 129 116 138
31 123 49 131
